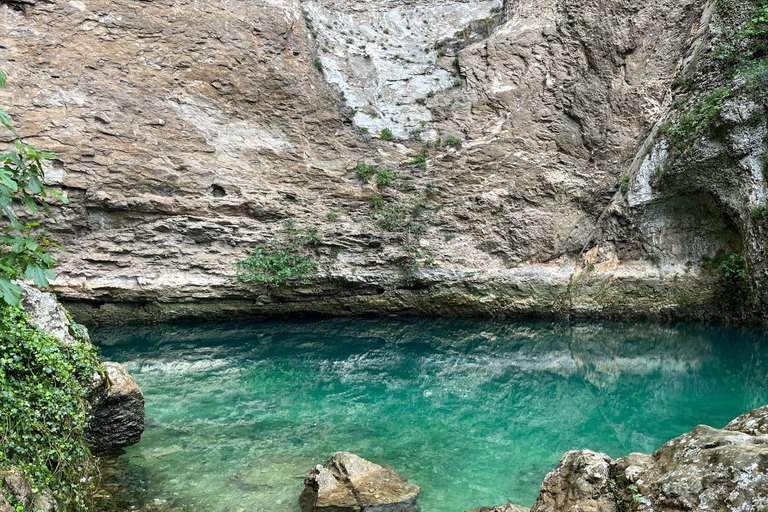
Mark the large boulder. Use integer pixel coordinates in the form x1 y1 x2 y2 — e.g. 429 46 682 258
87 361 145 453
300 451 420 512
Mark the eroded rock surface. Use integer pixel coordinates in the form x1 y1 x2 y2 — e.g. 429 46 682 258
88 361 146 453
300 451 420 512
3 0 757 323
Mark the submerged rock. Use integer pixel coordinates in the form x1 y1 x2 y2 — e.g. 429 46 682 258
300 451 420 512
476 405 768 512
88 361 146 453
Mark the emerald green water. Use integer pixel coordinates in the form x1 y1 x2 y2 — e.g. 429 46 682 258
92 318 768 512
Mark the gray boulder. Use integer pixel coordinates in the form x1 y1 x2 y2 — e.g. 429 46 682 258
300 451 420 512
87 361 145 453
15 284 145 453
18 281 87 346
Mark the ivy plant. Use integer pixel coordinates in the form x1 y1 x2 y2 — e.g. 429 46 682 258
0 69 68 305
0 305 102 511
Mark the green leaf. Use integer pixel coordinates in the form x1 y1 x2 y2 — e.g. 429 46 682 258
24 263 54 288
0 276 21 306
0 69 6 87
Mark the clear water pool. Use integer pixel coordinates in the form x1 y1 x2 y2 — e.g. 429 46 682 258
92 317 768 512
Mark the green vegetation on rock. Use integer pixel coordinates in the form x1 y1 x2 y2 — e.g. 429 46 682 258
0 305 102 511
355 163 377 182
235 221 321 287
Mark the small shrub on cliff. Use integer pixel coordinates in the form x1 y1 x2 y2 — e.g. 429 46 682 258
235 221 321 287
0 70 67 306
380 128 393 140
356 163 377 182
412 150 428 170
720 252 749 286
0 305 102 511
376 169 392 189
620 173 631 194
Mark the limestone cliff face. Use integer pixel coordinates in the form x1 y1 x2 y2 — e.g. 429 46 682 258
0 0 759 323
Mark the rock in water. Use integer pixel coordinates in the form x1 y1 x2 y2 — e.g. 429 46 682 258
300 451 420 512
87 361 145 453
476 405 768 512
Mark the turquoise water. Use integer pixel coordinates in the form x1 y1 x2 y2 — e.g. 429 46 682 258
92 318 768 512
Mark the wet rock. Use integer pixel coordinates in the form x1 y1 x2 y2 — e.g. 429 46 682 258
87 362 145 453
479 405 768 512
300 451 420 512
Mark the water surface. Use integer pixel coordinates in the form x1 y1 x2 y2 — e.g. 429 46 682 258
92 318 768 512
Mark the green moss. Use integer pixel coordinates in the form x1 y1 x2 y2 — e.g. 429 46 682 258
0 306 102 511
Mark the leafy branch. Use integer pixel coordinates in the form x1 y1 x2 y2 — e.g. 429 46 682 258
0 69 68 305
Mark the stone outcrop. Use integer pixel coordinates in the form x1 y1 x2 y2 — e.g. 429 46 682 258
300 451 420 512
87 361 146 453
3 0 764 323
473 405 768 512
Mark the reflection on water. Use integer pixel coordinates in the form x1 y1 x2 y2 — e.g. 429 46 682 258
92 318 768 512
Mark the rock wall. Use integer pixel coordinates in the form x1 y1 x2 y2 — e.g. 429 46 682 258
1 0 762 323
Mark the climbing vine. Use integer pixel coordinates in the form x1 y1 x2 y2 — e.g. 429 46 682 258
0 305 102 511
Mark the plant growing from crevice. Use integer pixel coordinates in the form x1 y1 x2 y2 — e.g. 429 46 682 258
620 174 631 194
380 128 393 140
413 150 428 170
376 169 392 188
719 252 749 287
235 220 322 287
444 136 462 147
356 163 377 182
751 197 768 228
